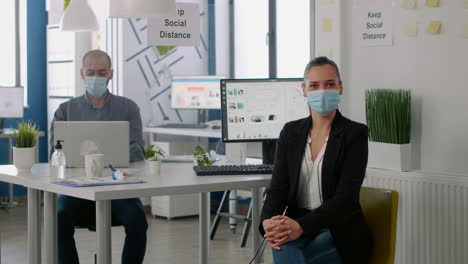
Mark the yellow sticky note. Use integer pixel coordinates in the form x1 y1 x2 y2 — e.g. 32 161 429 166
425 0 440 7
318 47 332 57
461 0 468 8
405 22 418 37
402 0 416 9
322 19 333 33
460 23 468 38
426 21 442 34
320 0 332 5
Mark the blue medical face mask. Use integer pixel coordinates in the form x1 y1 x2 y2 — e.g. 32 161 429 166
84 77 108 98
307 90 341 116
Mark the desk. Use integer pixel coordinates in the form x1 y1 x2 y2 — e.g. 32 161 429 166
0 130 45 207
144 126 221 138
0 162 271 264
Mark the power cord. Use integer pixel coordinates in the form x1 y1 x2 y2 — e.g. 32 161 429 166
248 206 288 264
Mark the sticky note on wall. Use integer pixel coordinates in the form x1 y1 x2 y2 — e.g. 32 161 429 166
322 19 333 32
460 23 468 38
402 0 417 9
405 22 418 37
462 0 468 8
425 0 440 7
426 21 442 34
320 0 332 5
318 47 332 57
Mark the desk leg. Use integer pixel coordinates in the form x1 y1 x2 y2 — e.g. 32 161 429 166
251 187 262 264
199 192 210 264
44 192 57 264
27 188 41 264
8 138 16 208
96 200 111 264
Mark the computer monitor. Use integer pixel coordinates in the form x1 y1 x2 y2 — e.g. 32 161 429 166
0 87 24 118
220 78 309 164
171 75 225 109
0 87 24 131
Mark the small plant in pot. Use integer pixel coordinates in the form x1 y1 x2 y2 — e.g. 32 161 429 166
145 145 165 175
365 88 411 171
193 146 213 167
13 120 39 170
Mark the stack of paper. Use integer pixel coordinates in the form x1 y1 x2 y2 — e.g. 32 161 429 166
53 176 145 187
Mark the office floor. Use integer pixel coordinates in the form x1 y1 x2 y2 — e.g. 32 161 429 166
0 204 273 264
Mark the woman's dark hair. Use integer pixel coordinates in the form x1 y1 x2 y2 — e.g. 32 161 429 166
303 56 341 83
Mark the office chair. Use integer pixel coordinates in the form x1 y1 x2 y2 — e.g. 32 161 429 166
360 187 399 264
210 190 253 247
74 204 123 264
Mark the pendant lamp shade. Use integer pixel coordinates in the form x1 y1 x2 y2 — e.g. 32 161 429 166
60 0 99 32
109 0 177 18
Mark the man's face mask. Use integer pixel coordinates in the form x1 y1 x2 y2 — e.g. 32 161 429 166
84 77 108 98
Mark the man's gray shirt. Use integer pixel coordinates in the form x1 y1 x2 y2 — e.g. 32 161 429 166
50 92 145 162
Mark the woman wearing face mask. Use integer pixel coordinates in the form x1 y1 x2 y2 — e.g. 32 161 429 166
259 57 373 264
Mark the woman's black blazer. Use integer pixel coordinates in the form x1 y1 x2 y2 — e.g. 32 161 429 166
259 110 373 264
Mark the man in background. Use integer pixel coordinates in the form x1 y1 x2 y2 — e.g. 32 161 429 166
50 49 147 264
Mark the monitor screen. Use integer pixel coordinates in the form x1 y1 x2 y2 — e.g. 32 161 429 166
221 78 309 142
171 76 225 109
0 87 24 118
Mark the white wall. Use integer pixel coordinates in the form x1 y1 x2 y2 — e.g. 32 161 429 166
338 0 468 175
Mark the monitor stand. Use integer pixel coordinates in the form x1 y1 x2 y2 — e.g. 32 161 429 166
262 140 277 165
157 109 208 129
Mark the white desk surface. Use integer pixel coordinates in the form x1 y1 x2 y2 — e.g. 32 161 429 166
0 162 271 201
143 126 221 138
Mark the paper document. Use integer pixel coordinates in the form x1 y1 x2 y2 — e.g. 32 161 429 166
53 176 145 187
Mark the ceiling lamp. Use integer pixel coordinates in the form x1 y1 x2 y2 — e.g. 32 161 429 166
109 0 177 18
60 0 99 32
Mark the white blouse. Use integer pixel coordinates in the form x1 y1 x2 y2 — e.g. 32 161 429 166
296 136 328 210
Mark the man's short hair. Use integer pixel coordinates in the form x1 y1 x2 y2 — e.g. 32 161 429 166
82 49 112 69
303 56 341 83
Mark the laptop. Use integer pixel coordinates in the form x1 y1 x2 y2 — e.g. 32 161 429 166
53 121 130 168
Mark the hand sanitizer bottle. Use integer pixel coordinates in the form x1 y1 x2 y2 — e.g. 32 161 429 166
51 140 66 179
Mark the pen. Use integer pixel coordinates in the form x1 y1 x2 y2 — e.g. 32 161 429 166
109 164 117 180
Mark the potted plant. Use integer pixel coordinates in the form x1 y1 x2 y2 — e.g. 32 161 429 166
145 144 166 175
193 146 213 167
365 88 411 171
13 120 39 170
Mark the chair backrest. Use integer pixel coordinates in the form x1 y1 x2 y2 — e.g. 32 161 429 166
360 187 399 264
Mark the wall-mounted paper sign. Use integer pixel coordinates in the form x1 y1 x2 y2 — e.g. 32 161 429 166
147 3 200 46
356 5 393 46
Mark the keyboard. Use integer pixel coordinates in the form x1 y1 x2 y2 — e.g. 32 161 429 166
193 164 274 176
157 123 208 129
